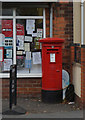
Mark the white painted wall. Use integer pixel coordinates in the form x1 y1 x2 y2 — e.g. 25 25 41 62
73 63 81 97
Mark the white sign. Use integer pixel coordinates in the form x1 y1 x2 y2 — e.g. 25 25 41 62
0 34 5 46
4 59 12 71
0 50 3 62
37 29 43 38
26 20 35 34
25 36 32 42
6 49 12 58
50 53 55 62
17 35 24 50
32 52 41 64
25 43 30 52
26 52 31 60
17 51 23 55
32 33 37 37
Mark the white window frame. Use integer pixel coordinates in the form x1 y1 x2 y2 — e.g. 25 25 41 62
0 8 46 78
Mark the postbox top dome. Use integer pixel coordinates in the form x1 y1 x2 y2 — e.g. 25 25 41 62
39 37 64 43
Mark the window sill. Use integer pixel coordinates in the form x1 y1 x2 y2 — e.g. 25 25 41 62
0 73 42 78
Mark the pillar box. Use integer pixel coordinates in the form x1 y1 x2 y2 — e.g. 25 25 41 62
39 38 64 103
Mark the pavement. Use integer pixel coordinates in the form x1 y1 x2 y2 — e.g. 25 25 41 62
1 98 85 120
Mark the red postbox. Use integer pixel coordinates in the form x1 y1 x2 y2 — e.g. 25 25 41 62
39 38 64 103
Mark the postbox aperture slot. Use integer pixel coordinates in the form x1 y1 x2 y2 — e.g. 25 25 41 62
47 49 59 51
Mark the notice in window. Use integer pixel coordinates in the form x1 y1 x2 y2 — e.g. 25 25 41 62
4 59 12 71
32 52 41 64
0 49 3 62
26 20 35 34
37 29 43 38
26 52 31 60
6 49 12 58
25 43 30 52
25 36 32 42
17 35 24 50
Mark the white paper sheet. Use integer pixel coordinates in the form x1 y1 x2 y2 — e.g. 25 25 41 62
32 52 41 64
32 33 37 37
0 34 5 46
17 35 24 50
26 52 31 60
17 51 23 55
4 59 12 71
37 29 43 38
26 20 35 34
25 36 32 42
25 43 30 52
0 50 3 61
50 53 55 62
6 49 12 58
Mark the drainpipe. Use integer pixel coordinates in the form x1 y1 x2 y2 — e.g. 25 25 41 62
50 3 53 38
81 0 84 45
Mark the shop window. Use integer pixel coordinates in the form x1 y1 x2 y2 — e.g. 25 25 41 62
0 7 45 76
0 19 13 73
16 19 43 74
16 8 43 16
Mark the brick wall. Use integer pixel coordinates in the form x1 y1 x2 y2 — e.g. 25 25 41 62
81 45 85 107
2 78 41 99
46 2 73 75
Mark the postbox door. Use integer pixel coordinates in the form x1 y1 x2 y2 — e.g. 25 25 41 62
42 47 62 91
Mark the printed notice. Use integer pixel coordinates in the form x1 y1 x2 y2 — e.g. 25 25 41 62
17 35 24 50
26 20 35 34
50 53 55 62
4 59 12 71
6 49 12 58
0 50 3 62
25 36 32 42
25 43 30 52
26 52 31 60
0 33 5 46
37 29 43 38
32 52 41 64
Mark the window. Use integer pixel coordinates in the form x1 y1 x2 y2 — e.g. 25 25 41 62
0 5 46 77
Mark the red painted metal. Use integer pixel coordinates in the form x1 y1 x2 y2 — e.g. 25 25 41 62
39 38 64 91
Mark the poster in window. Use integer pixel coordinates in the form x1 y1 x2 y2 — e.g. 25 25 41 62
25 36 32 42
24 43 30 52
0 47 4 62
0 34 5 46
2 20 13 37
17 35 24 50
6 49 12 58
26 20 35 34
4 59 12 71
16 24 24 35
37 29 43 38
32 52 41 64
